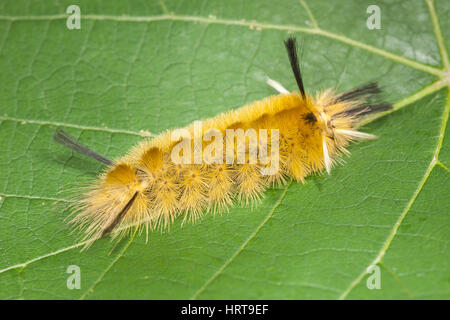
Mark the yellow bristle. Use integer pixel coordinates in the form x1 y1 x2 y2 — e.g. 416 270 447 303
206 163 234 214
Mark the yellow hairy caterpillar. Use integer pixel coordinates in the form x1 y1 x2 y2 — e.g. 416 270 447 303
54 38 391 247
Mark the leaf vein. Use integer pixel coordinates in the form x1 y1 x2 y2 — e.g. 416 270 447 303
338 88 449 300
0 14 445 76
425 0 450 70
0 116 151 136
79 230 138 300
190 181 292 299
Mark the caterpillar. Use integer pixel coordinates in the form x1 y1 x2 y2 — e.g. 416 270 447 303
54 38 392 248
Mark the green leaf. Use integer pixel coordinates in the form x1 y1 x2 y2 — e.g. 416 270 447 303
0 0 449 299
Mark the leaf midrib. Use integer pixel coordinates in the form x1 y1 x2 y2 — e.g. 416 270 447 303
0 13 445 76
339 90 450 299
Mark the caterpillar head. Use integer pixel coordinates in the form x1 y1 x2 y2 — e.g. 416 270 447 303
308 83 392 173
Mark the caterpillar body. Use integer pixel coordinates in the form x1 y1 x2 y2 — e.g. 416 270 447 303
54 38 392 247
